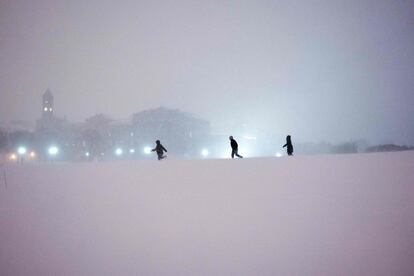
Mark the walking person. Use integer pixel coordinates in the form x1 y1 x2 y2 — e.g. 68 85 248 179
229 136 243 158
283 135 294 156
152 140 168 160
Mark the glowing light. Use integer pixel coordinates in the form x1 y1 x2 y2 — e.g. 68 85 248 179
115 148 123 156
44 107 48 112
143 147 152 155
201 149 209 157
85 152 90 157
9 153 17 161
29 151 36 158
17 147 27 155
275 152 283 157
129 148 136 154
48 146 59 156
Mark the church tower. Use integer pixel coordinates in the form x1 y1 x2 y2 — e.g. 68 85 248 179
42 89 54 119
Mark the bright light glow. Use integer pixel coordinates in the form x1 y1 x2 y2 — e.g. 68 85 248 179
85 152 90 157
201 149 209 157
17 147 27 155
9 153 17 161
29 151 36 158
50 108 53 112
129 148 135 154
143 147 152 155
275 152 283 157
44 107 48 112
48 146 59 156
115 148 123 156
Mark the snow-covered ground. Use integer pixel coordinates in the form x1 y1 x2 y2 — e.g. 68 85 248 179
1 151 413 276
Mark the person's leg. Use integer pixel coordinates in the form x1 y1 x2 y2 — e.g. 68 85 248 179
235 149 243 158
231 149 235 158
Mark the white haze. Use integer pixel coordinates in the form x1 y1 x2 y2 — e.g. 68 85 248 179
0 0 413 144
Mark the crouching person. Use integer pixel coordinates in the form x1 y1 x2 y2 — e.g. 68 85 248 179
152 140 168 160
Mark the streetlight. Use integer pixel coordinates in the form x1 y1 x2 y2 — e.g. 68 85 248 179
115 148 123 156
48 146 59 156
9 153 17 161
143 146 152 155
201 149 209 157
17 146 27 155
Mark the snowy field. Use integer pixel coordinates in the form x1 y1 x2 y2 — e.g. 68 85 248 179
1 151 414 276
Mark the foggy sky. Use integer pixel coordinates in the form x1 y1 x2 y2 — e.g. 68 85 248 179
1 0 413 144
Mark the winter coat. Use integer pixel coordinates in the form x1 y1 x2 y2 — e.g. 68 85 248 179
230 139 238 150
152 143 167 155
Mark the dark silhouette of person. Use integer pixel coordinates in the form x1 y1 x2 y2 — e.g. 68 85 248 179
283 135 294 156
229 136 243 158
152 140 167 160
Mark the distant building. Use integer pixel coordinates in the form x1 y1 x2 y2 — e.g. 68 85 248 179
30 91 211 160
42 89 54 119
36 89 67 130
34 89 72 160
365 144 414 153
132 107 210 156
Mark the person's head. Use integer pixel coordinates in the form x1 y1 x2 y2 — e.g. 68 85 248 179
156 140 160 144
229 136 233 140
286 135 291 141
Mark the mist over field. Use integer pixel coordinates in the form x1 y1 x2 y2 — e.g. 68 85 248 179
1 0 414 145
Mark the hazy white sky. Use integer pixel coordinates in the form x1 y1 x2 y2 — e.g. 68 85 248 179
1 0 413 144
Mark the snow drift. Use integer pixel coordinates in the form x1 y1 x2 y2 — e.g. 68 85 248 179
1 152 414 276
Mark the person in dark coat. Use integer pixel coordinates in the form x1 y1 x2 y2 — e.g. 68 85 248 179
229 136 243 158
283 135 294 156
152 140 168 160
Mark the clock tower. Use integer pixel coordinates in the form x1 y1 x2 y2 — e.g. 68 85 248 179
42 89 54 119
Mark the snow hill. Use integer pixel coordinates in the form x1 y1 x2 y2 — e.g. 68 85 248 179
1 152 414 276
